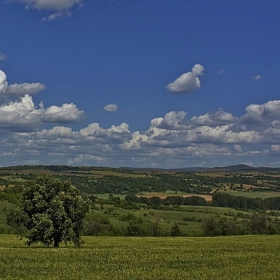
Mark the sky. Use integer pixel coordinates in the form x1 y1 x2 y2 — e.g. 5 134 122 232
0 0 280 168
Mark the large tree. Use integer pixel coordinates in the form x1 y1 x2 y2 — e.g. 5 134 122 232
7 175 89 247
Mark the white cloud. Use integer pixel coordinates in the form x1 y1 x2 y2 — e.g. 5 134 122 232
167 64 204 93
271 145 280 153
42 103 84 123
0 70 8 94
150 111 187 130
42 10 71 22
0 95 42 128
3 98 280 167
18 0 82 11
242 100 280 123
250 75 261 80
190 109 236 126
5 83 46 96
79 123 101 136
15 0 82 21
38 126 73 138
234 144 243 152
0 52 7 61
67 154 106 166
0 70 83 131
0 95 83 130
104 104 118 112
0 69 45 98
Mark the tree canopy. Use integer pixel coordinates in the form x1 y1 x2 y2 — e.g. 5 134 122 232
6 175 89 247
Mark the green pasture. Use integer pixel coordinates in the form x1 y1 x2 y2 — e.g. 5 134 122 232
102 205 244 236
1 235 280 279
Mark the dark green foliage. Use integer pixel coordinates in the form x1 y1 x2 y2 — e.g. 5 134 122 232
6 175 89 247
171 223 182 236
0 185 23 205
125 195 207 207
212 193 280 211
83 212 112 236
148 220 163 236
248 212 268 234
126 219 148 236
202 212 280 236
202 216 220 236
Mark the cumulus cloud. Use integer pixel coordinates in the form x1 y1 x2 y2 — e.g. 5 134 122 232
167 64 204 93
3 97 280 167
190 109 236 126
104 104 118 112
0 70 8 94
0 52 7 61
14 0 83 21
0 95 42 129
43 103 84 123
150 111 187 130
250 75 262 80
79 123 101 136
0 69 45 98
241 100 280 123
0 69 83 128
0 95 83 130
5 83 46 96
38 126 73 138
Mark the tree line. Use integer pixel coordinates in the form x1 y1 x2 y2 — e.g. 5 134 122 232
202 212 280 236
125 194 207 207
212 193 280 210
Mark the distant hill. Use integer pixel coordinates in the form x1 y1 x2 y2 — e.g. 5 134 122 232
212 164 254 170
0 164 278 173
121 164 275 173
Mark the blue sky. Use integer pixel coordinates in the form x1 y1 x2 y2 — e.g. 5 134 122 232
0 0 280 168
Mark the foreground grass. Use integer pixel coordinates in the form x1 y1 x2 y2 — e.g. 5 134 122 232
1 235 280 279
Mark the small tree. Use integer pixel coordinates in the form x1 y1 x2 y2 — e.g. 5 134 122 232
6 175 89 247
202 216 219 236
148 220 163 236
171 223 182 236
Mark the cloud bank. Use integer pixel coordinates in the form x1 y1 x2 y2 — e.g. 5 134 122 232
167 64 204 93
1 93 280 167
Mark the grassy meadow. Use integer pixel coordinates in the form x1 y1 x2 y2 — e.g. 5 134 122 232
0 235 280 279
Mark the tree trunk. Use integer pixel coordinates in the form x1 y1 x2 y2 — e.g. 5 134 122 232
54 239 60 248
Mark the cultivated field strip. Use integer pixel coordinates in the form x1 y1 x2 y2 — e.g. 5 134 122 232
0 235 280 279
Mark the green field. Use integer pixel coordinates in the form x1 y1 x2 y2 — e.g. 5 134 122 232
0 200 261 237
0 235 280 279
93 205 247 236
